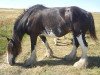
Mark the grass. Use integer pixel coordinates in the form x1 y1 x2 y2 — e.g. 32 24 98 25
0 9 100 75
0 9 23 54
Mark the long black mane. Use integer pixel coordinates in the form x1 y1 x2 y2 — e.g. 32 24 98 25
14 4 47 37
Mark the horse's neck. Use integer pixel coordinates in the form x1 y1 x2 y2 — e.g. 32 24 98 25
12 32 24 44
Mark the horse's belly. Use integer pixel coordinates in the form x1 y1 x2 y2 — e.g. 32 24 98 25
40 29 67 38
40 30 57 38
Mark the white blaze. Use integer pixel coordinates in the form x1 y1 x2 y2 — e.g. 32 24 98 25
7 52 13 64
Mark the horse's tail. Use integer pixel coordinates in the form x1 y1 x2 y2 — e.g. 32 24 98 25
88 12 98 40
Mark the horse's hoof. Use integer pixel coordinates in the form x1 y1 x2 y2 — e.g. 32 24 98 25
9 62 15 66
7 59 15 66
23 62 36 68
23 58 36 68
23 63 36 68
73 58 88 69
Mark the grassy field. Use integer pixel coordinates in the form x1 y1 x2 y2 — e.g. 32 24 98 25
0 9 23 54
0 9 100 75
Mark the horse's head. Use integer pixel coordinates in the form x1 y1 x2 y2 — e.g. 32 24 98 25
7 38 21 65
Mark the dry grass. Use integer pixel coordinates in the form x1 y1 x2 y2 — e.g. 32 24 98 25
0 9 23 54
0 9 100 75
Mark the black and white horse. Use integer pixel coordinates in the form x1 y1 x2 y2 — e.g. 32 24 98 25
7 4 97 68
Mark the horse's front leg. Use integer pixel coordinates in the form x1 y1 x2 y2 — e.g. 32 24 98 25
40 35 53 58
64 36 79 60
24 35 37 67
73 34 88 68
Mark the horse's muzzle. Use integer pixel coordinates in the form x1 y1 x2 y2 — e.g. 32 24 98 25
7 53 15 66
8 58 15 66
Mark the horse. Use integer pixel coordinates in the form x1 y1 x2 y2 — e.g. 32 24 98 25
7 4 97 68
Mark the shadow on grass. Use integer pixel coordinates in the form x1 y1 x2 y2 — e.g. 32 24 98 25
36 59 75 67
87 56 100 68
14 56 100 68
56 42 72 46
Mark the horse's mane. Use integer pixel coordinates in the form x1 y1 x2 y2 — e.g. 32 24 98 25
14 4 47 34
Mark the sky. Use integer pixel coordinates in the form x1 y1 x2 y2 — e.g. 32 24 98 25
0 0 100 12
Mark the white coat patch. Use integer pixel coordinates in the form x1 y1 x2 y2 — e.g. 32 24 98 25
7 52 13 64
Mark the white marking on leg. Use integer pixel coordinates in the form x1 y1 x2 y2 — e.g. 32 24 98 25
7 52 13 64
74 57 88 68
74 34 88 68
76 35 87 58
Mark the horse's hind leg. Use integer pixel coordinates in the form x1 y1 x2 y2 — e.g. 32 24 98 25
40 35 53 58
54 38 59 45
73 34 88 68
64 36 79 60
24 35 37 67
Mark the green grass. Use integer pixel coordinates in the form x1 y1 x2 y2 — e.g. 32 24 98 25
0 24 13 54
0 9 22 54
0 37 7 54
0 9 100 75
